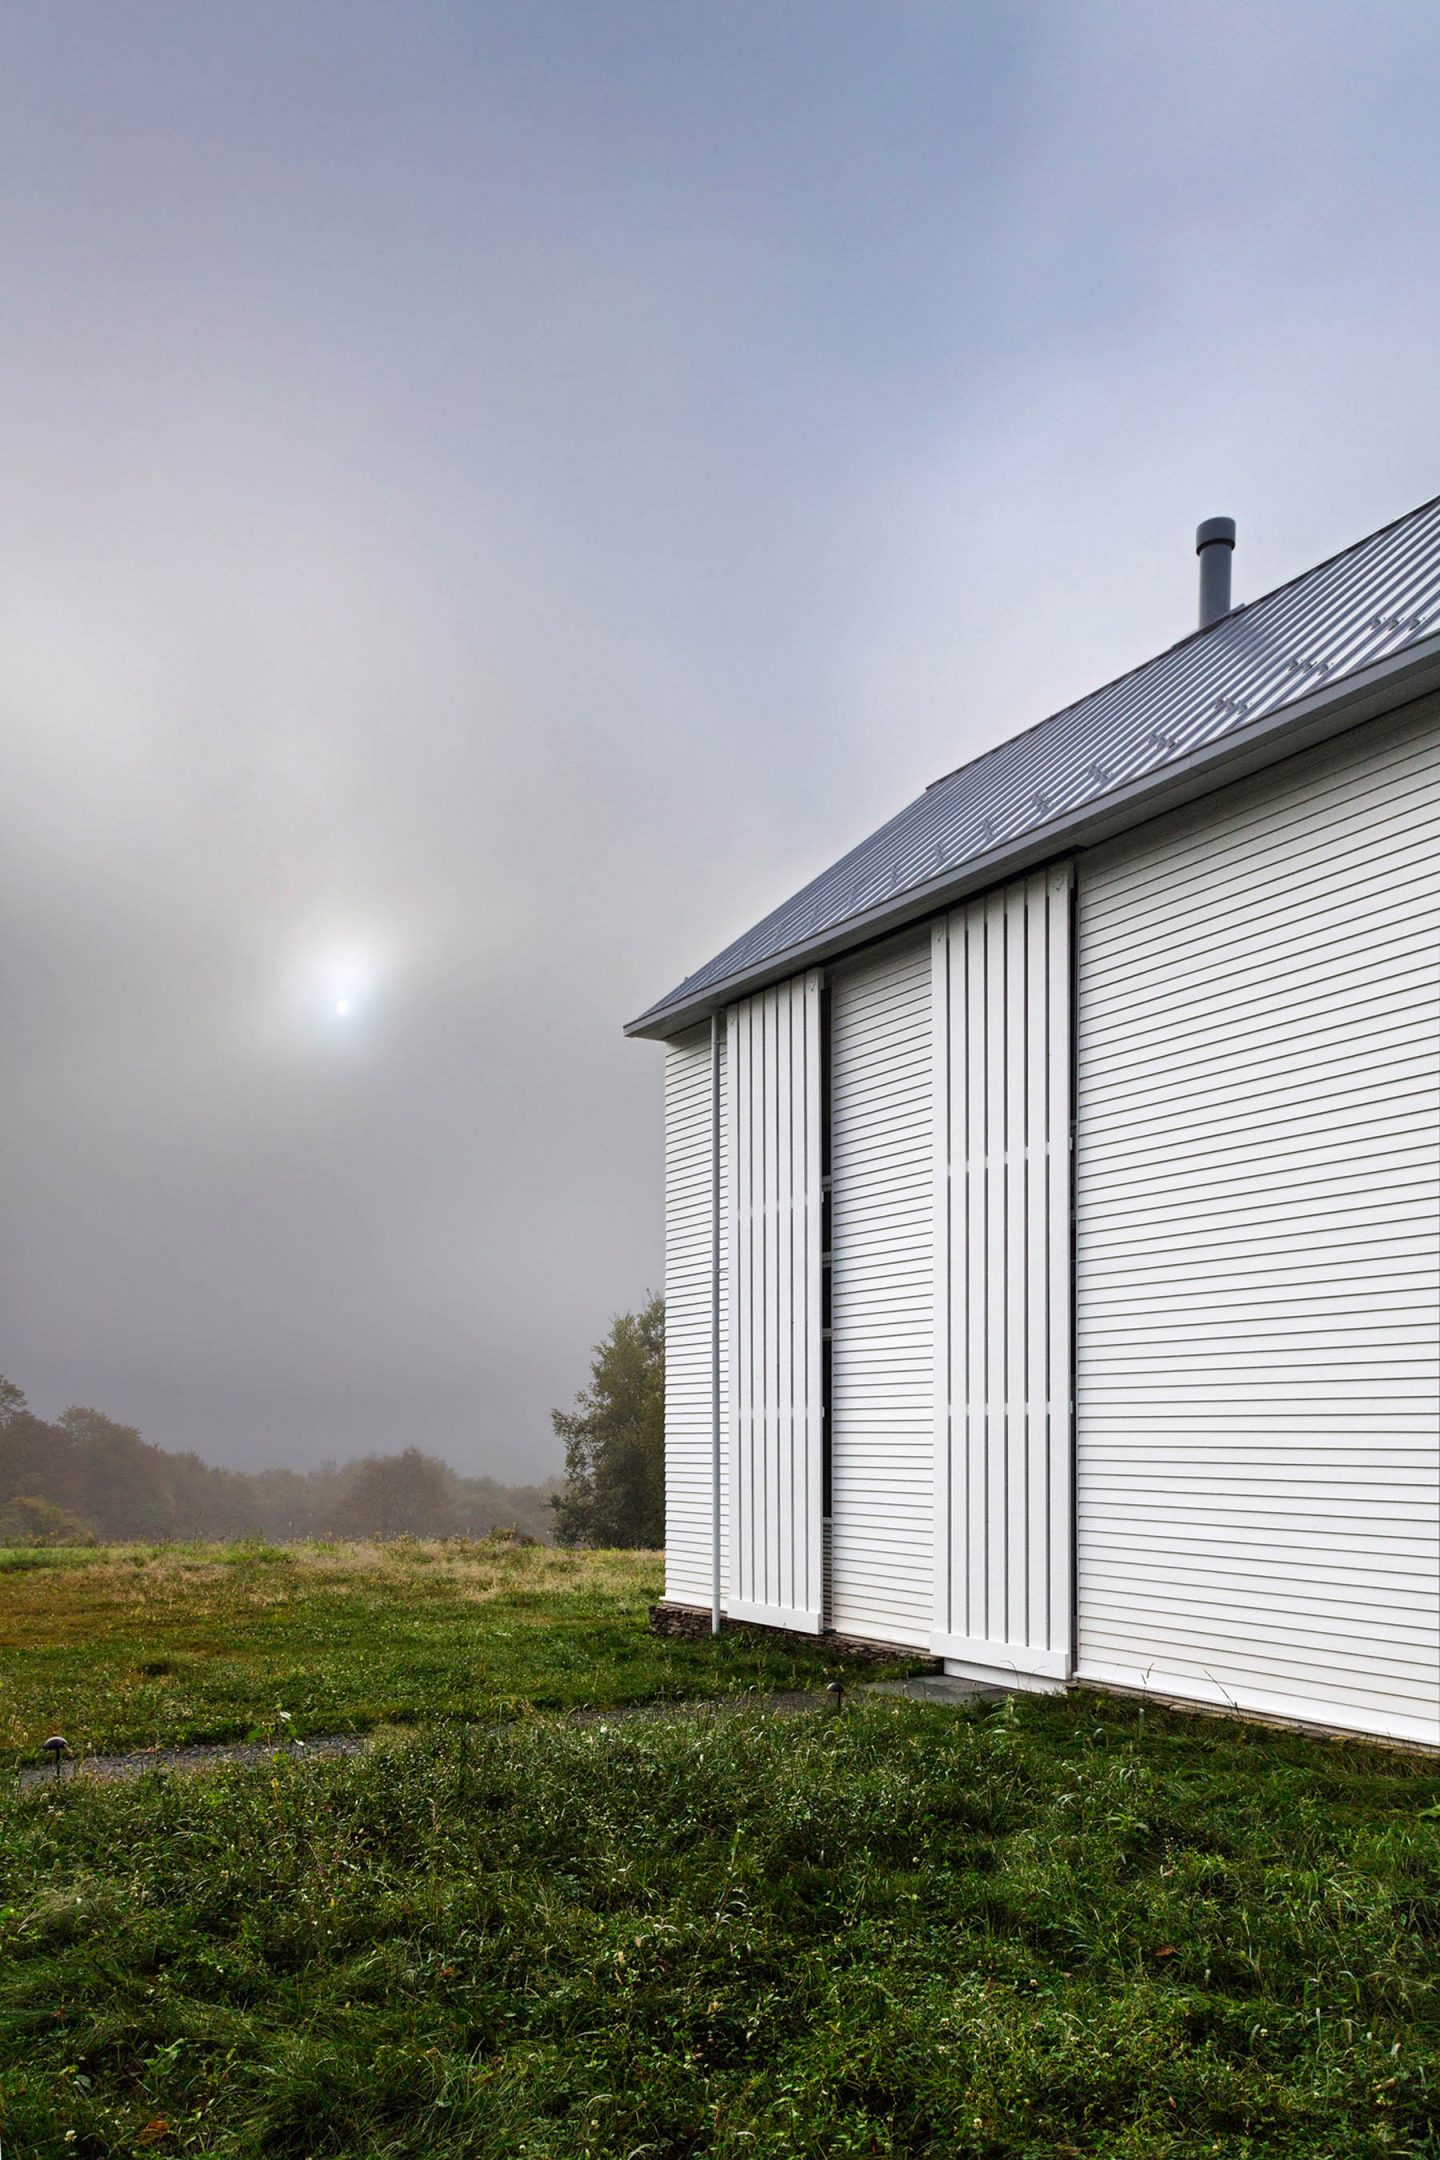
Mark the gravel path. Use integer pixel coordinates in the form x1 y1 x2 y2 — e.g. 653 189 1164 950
10 1688 843 1789
13 1731 370 1789
11 1678 996 1790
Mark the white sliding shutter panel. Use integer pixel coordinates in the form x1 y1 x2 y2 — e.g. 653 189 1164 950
829 933 934 1649
1077 701 1440 1747
933 867 1074 1679
662 1025 725 1607
727 972 824 1632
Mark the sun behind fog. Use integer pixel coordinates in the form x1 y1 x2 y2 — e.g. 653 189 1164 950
281 941 384 1037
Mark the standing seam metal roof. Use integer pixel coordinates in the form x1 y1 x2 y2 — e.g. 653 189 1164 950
628 491 1440 1036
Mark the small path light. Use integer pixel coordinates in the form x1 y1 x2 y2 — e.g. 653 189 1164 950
42 1735 69 1782
825 1680 845 1716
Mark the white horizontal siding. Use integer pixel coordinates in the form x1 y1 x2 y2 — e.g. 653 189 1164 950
1076 696 1440 1746
662 1025 724 1607
828 932 933 1649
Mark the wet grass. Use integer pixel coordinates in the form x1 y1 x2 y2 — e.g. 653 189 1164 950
3 1691 1439 2157
0 1540 908 1763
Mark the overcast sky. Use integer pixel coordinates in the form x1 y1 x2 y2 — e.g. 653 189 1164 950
3 1 1439 1479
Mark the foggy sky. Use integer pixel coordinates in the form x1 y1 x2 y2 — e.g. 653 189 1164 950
4 2 1440 1479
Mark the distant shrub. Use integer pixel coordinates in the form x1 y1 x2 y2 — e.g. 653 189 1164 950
0 1494 97 1547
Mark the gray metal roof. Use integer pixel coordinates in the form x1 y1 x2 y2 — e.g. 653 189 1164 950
628 491 1440 1039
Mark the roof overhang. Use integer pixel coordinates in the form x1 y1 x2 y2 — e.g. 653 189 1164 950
625 627 1440 1042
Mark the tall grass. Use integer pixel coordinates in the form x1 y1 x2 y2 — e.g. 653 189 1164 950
3 1692 1438 2156
0 1540 906 1760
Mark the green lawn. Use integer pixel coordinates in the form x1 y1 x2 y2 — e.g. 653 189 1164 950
2 1546 1439 2157
0 1539 902 1761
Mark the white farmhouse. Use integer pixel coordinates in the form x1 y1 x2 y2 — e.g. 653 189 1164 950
626 497 1440 1749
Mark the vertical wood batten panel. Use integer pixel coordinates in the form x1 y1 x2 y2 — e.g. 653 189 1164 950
765 994 777 1610
1004 882 1028 1651
1077 700 1440 1747
983 894 1005 1645
934 865 1075 1681
931 923 952 1647
1046 873 1074 1659
778 984 795 1612
963 905 986 1642
756 992 766 1614
727 971 824 1632
726 1003 745 1612
1031 876 1053 1632
805 971 824 1618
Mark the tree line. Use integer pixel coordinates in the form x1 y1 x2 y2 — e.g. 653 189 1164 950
0 1294 665 1549
0 1376 558 1545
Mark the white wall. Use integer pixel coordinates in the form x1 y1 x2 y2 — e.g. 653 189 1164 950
932 869 1074 1682
726 973 824 1630
829 931 933 1648
663 696 1440 1747
661 1023 724 1607
1076 697 1440 1746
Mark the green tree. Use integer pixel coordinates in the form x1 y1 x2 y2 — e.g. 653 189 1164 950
551 1295 664 1548
333 1448 455 1538
0 1375 27 1426
57 1407 179 1540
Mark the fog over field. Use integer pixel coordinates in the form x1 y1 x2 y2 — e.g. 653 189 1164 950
3 2 1440 1476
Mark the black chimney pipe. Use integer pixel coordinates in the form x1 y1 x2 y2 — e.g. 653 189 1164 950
1196 516 1236 628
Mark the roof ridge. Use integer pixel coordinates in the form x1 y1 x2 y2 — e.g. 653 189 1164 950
923 488 1440 793
630 484 1440 1036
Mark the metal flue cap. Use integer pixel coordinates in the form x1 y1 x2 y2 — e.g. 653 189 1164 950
1195 515 1237 554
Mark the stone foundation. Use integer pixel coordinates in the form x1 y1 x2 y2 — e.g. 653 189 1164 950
648 1600 941 1668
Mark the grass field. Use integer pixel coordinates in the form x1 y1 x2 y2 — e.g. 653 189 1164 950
0 1539 901 1762
3 1545 1440 2157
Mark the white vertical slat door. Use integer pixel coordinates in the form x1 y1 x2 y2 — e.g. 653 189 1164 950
662 1024 726 1608
1077 701 1440 1747
727 972 825 1632
828 933 934 1648
932 866 1074 1681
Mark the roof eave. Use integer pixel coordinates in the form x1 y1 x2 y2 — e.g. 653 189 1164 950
625 629 1440 1042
